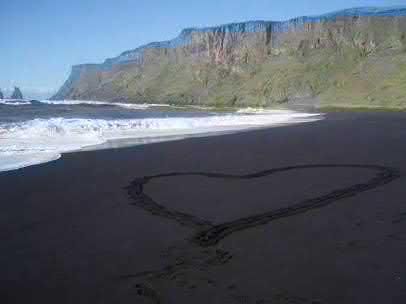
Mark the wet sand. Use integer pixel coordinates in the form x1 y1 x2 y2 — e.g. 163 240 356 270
1 112 406 303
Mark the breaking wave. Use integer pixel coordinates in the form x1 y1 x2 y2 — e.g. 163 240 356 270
0 99 32 106
38 99 171 109
0 111 321 172
1 99 173 109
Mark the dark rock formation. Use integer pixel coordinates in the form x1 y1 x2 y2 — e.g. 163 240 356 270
11 87 23 99
0 89 3 99
52 6 406 107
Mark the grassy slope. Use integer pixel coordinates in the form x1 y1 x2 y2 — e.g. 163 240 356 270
106 40 406 110
320 51 406 109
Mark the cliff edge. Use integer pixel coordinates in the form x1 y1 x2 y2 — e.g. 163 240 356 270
52 7 406 109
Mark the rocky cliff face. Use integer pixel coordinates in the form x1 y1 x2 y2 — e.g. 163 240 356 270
52 7 406 107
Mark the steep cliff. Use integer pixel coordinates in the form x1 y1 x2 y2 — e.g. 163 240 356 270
52 7 406 108
11 87 23 99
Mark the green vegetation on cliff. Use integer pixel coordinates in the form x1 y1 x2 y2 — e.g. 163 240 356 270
108 45 406 109
54 10 406 110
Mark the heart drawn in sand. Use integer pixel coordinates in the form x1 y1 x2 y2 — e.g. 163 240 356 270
126 164 400 247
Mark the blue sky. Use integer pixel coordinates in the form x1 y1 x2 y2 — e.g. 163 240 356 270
1 0 405 98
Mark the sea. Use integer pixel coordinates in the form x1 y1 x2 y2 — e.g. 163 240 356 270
0 99 321 172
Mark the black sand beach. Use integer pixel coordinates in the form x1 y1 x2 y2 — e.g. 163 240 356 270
1 112 406 304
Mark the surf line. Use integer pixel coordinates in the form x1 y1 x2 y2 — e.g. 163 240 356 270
126 164 400 247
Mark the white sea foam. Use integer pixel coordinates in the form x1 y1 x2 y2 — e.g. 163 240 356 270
0 111 321 172
1 98 172 109
236 107 297 114
0 99 32 106
39 99 171 109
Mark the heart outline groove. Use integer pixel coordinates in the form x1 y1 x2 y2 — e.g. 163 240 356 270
126 164 400 247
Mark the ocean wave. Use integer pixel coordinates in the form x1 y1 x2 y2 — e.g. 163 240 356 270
0 99 32 106
0 99 291 114
38 99 171 109
1 98 174 109
0 112 321 172
236 107 297 114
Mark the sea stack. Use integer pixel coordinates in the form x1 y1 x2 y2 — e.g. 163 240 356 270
11 87 23 99
0 89 3 99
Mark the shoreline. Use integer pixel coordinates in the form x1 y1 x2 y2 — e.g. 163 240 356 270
0 109 322 173
6 97 406 114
